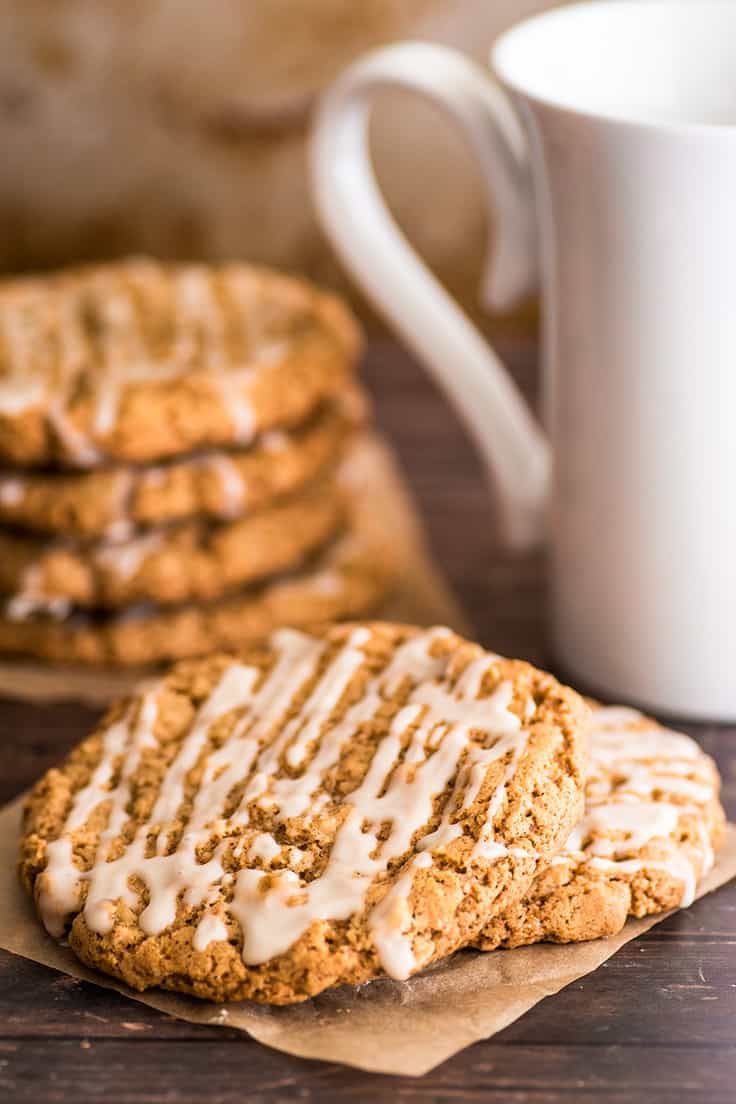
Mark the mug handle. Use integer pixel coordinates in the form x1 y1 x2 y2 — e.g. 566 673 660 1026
311 42 550 548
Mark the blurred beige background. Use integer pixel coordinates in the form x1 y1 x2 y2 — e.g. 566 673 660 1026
0 0 558 327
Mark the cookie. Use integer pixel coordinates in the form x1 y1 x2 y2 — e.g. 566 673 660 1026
476 705 725 950
0 258 360 468
0 399 361 539
0 528 397 666
19 624 589 1003
0 476 343 612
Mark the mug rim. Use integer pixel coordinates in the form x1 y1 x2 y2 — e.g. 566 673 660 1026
491 0 736 137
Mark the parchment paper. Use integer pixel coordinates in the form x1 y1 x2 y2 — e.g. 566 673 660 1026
0 433 469 704
2 798 734 1075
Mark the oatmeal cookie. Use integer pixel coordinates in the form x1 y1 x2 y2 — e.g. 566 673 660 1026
0 529 397 666
0 259 360 467
19 623 589 1002
0 477 343 612
476 705 725 950
0 399 361 538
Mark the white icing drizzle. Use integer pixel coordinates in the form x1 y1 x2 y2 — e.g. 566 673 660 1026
96 360 188 441
36 627 533 981
192 912 229 951
0 263 303 459
104 520 136 543
47 400 102 468
102 472 137 541
248 834 282 864
0 476 25 506
566 801 682 854
214 371 256 444
262 430 289 453
38 698 157 936
119 450 249 527
254 341 290 366
0 290 47 414
172 266 257 443
205 454 247 517
173 268 221 367
311 572 343 596
93 529 164 582
5 564 72 623
88 272 208 440
0 376 44 415
587 855 698 908
369 852 433 979
558 707 718 907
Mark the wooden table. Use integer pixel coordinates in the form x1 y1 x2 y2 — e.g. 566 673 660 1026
1 338 734 1103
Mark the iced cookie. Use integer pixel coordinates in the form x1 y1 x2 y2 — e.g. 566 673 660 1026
476 705 725 950
0 477 343 612
0 400 359 539
0 259 360 467
0 528 398 666
19 623 589 1002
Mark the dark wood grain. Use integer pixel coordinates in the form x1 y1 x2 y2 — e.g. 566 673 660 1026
1 338 734 1103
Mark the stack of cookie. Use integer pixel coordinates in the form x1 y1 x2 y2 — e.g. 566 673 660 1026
0 259 395 667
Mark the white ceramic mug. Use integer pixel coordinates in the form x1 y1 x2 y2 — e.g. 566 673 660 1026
311 0 736 721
